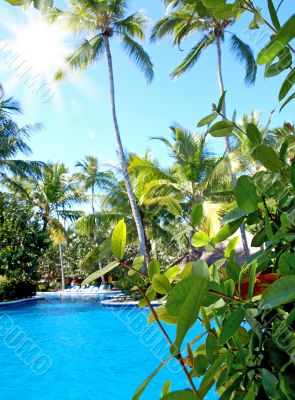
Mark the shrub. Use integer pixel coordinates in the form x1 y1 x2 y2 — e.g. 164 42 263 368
0 276 36 302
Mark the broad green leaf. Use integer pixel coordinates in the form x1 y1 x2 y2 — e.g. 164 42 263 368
257 14 295 64
132 358 170 400
279 68 295 100
226 262 240 283
82 261 119 285
128 256 145 276
291 157 295 189
161 390 196 400
166 276 197 316
192 231 210 247
212 218 244 244
179 262 193 279
246 123 261 146
202 0 225 7
148 260 160 280
209 120 235 137
206 331 218 362
253 145 281 172
265 48 292 77
164 265 179 281
219 306 246 345
267 0 281 30
111 219 126 259
152 274 171 295
279 252 295 276
280 92 295 111
235 176 260 213
222 207 247 224
192 259 209 280
197 112 218 127
225 236 239 259
262 369 279 399
260 276 295 309
244 386 256 400
264 216 273 241
251 227 267 247
161 380 171 397
4 0 23 4
193 354 208 375
148 305 178 325
173 276 208 351
191 204 203 227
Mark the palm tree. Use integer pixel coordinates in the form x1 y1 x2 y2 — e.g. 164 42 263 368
25 163 82 290
129 126 230 262
151 1 256 256
51 0 154 267
0 93 42 186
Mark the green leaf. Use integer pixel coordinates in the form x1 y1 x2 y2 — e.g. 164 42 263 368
257 14 295 64
265 48 292 77
173 276 208 351
152 274 171 295
192 259 209 280
164 265 179 281
259 276 295 309
148 305 178 325
161 380 171 397
217 90 226 113
193 355 208 375
209 120 235 137
235 175 260 213
111 219 126 259
267 0 281 30
226 262 241 283
262 369 279 399
161 390 196 400
253 145 281 172
192 231 210 248
166 276 197 316
138 285 156 307
279 68 295 100
279 252 295 276
280 92 295 111
191 204 203 227
244 387 256 400
202 0 226 7
197 112 218 127
82 261 119 285
246 123 261 146
132 358 170 400
251 227 267 247
213 218 244 244
199 352 227 396
219 306 246 345
179 262 193 279
148 260 160 281
264 216 273 241
222 207 247 224
291 157 295 189
225 236 239 259
128 256 145 276
206 331 218 362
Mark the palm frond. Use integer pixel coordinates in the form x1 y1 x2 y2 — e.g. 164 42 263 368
114 12 146 40
171 34 214 78
121 35 154 83
229 34 257 86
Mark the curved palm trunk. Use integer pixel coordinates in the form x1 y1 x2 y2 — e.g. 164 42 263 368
59 242 65 291
216 34 250 259
103 36 147 271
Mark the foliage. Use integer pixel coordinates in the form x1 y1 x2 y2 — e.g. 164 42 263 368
0 276 36 301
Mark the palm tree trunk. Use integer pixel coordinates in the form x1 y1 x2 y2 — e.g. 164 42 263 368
59 242 65 291
103 35 147 271
216 34 250 259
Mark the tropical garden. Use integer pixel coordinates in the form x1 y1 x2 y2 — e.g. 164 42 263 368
0 0 294 398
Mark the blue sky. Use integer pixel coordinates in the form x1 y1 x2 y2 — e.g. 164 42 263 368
0 0 293 170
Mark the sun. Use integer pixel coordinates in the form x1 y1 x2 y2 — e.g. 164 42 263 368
9 10 72 78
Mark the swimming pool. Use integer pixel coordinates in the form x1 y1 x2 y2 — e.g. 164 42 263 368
0 295 218 400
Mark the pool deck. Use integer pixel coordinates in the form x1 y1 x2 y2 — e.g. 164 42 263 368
0 295 45 306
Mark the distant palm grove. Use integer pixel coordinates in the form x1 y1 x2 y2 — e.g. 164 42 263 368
1 0 295 399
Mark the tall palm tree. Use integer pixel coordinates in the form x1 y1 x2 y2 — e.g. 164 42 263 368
52 0 154 267
25 163 82 290
129 126 230 261
0 94 42 186
151 1 256 256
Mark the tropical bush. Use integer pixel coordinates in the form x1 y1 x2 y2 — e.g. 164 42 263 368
0 276 36 301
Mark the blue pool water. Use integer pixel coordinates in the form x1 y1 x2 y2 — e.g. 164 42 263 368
0 295 218 400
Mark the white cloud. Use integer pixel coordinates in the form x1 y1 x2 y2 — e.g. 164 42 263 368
88 129 96 140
